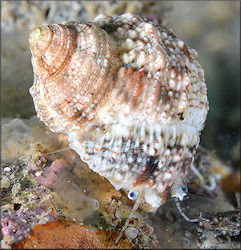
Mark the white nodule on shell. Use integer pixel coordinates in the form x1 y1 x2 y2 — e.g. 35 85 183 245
177 40 185 50
163 172 172 180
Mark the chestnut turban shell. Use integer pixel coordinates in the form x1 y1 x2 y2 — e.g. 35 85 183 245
29 13 209 211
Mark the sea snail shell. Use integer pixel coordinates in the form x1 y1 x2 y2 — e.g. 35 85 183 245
29 13 209 212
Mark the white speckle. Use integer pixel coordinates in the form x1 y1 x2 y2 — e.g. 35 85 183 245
122 53 130 64
134 139 140 148
169 79 175 88
170 70 176 78
35 171 42 177
162 32 167 38
173 154 181 162
157 182 165 193
149 146 156 156
137 40 145 50
122 164 129 171
164 172 172 179
114 172 122 181
142 143 148 152
128 156 134 163
160 112 166 122
158 160 165 169
128 30 137 39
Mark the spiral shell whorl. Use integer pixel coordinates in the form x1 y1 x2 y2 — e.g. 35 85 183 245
29 24 74 79
30 21 121 133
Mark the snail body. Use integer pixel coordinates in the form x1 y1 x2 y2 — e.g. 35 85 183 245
29 13 209 211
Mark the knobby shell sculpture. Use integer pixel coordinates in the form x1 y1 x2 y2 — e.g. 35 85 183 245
29 13 209 212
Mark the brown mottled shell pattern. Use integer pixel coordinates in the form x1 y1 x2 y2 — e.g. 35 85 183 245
29 13 209 211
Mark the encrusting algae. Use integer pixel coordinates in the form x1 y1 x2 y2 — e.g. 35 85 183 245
13 220 133 249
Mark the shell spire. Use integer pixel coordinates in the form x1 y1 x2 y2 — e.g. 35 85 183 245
30 21 121 134
29 24 74 79
29 13 209 211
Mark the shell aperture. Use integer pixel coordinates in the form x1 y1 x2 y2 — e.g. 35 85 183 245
29 13 209 211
